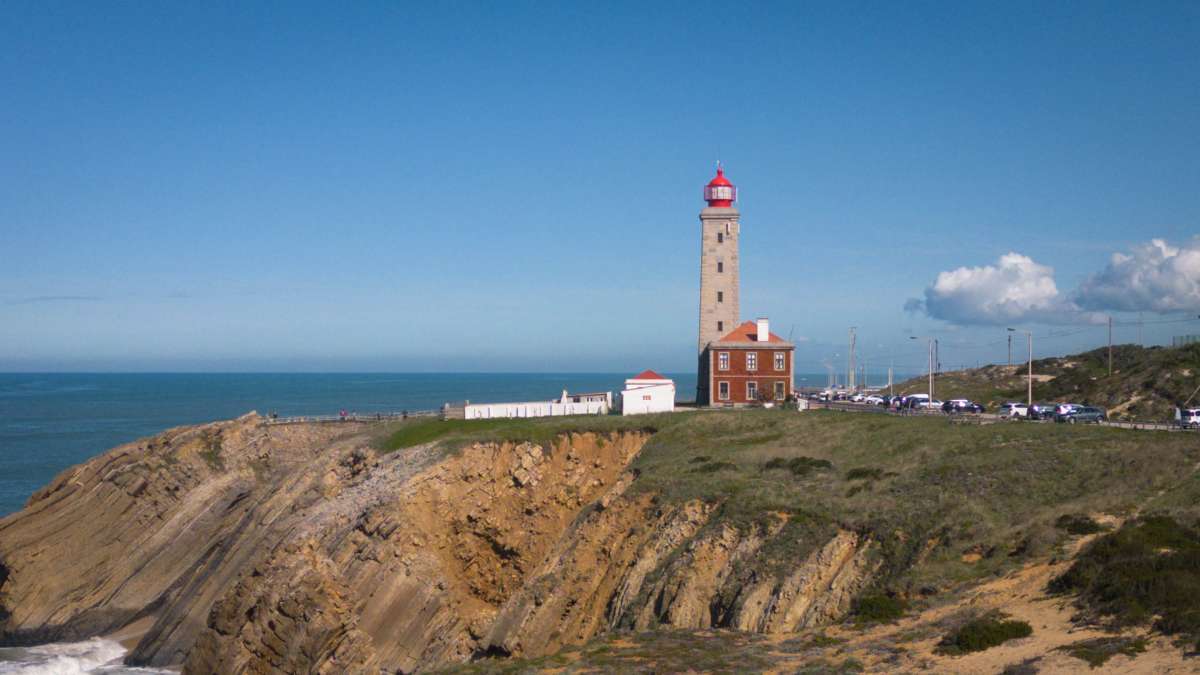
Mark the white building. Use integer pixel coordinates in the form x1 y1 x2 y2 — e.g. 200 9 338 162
620 370 676 416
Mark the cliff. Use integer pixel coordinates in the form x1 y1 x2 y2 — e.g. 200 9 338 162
2 410 1198 672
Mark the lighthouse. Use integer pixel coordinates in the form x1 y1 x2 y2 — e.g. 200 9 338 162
697 164 741 353
696 164 741 404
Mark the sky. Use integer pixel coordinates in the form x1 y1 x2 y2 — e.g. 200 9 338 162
1 1 1198 375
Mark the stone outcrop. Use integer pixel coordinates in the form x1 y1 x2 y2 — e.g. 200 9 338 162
0 417 879 673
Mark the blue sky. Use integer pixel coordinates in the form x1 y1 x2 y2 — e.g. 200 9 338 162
1 1 1198 374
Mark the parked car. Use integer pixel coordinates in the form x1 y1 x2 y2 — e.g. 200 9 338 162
1056 406 1107 424
943 399 984 413
850 393 865 403
1176 408 1200 429
864 395 884 405
1000 402 1029 419
1055 403 1082 416
918 399 944 410
1029 403 1060 420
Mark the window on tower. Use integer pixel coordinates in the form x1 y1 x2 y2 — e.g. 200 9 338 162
717 232 724 243
717 261 724 273
717 291 723 303
717 321 724 333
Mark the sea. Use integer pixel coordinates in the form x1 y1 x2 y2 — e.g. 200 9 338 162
0 370 856 672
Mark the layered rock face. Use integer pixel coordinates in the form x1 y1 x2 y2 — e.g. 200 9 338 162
0 417 877 673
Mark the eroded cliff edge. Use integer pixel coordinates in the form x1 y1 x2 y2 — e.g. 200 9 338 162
0 414 877 673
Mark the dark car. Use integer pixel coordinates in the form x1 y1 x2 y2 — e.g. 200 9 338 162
1056 406 1107 424
942 399 984 413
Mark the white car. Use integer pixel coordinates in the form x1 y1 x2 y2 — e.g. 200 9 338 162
850 393 865 403
1177 408 1200 429
1000 402 1029 419
918 399 944 409
864 395 885 405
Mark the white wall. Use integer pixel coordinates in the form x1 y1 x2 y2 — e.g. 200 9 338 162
465 399 609 419
620 381 675 416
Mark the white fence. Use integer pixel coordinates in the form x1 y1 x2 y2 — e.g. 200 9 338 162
464 400 609 419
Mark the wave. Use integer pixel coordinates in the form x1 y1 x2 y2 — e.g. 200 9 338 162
0 638 174 674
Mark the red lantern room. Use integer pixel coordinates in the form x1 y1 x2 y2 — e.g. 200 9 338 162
703 164 736 207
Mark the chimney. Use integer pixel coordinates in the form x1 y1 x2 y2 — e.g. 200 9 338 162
756 318 770 342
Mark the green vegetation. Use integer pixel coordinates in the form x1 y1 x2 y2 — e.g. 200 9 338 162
845 467 884 481
763 456 833 477
850 594 907 625
1057 636 1147 668
199 429 225 471
372 415 658 454
375 408 1200 598
1049 516 1200 647
892 342 1200 421
1054 513 1108 535
937 613 1033 654
444 630 775 674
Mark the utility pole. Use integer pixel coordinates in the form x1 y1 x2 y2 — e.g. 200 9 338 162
848 327 857 392
1009 328 1033 408
1107 315 1113 376
1138 312 1144 346
1008 334 1012 366
910 336 933 403
888 362 894 397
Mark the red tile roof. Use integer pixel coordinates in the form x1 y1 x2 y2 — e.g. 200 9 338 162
630 369 669 381
718 320 787 344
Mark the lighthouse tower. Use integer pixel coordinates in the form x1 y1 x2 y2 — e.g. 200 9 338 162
696 165 741 404
697 165 740 353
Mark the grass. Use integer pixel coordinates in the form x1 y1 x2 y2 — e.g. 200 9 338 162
937 613 1033 654
372 415 660 454
1057 636 1147 668
385 408 1200 596
1048 516 1200 647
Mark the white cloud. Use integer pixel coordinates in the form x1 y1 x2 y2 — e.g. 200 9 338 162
910 253 1078 325
1075 238 1200 312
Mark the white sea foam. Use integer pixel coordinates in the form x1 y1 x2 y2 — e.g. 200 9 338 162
0 638 173 675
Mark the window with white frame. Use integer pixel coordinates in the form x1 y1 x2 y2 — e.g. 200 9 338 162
747 381 758 400
746 352 757 371
718 351 729 370
718 381 730 400
774 381 785 400
774 352 786 371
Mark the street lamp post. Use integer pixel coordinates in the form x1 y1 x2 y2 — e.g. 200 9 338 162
1008 328 1032 408
910 336 934 404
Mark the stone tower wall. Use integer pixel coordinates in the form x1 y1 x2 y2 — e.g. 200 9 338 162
697 206 741 352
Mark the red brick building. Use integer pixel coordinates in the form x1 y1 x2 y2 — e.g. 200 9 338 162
699 319 795 406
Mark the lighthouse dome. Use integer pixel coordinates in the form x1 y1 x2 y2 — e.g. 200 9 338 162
703 165 736 207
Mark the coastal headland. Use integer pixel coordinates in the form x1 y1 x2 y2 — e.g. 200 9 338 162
1 410 1198 672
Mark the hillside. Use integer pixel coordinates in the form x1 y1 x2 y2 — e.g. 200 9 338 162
1 410 1198 672
892 342 1200 421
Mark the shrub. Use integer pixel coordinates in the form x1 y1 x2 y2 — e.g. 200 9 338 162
1057 636 1146 668
938 614 1032 654
1048 516 1200 644
851 594 907 625
692 461 737 474
845 467 884 481
764 456 833 477
1054 514 1107 536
